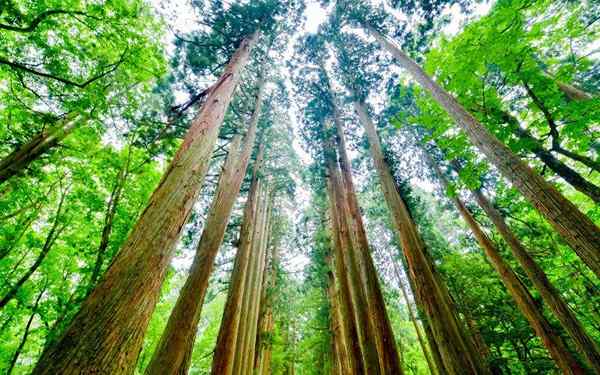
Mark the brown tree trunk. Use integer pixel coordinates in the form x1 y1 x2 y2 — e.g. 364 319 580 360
390 254 438 375
255 213 280 375
145 73 265 375
331 106 403 375
469 184 600 373
325 173 365 375
429 158 586 374
234 187 271 375
556 81 593 101
32 31 259 375
0 115 78 184
368 27 600 278
326 254 352 375
242 194 272 373
353 100 489 375
211 144 265 375
144 136 244 374
325 140 381 374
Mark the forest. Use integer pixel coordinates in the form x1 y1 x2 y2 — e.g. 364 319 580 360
0 0 599 374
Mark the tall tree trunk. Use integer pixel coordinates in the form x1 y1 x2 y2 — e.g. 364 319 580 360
467 182 600 373
327 268 352 375
0 115 78 184
0 187 68 310
145 73 265 375
211 144 265 375
234 187 271 375
325 173 365 375
255 216 280 375
331 106 403 375
389 254 438 375
6 282 46 375
429 157 586 374
32 31 259 375
325 141 381 374
368 27 600 277
353 100 489 375
242 194 272 373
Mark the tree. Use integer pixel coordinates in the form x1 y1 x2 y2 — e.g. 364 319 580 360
31 25 261 375
333 1 600 278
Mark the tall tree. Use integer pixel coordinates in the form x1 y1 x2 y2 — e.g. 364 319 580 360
334 2 600 277
32 28 261 375
427 151 586 374
144 73 265 375
211 145 266 375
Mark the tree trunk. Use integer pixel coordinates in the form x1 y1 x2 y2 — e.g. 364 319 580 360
242 194 272 373
325 173 365 375
353 100 489 375
331 106 403 375
234 186 271 375
556 81 593 101
6 282 46 375
32 31 259 375
255 215 280 375
326 254 352 375
211 144 265 375
429 157 586 374
325 141 381 374
369 27 600 278
469 184 600 373
0 115 78 184
0 187 68 310
145 73 265 375
390 254 438 375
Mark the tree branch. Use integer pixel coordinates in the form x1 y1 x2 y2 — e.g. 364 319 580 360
0 9 90 33
0 49 127 88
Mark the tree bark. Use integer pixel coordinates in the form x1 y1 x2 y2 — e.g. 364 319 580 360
241 193 272 373
468 183 600 373
145 73 265 375
325 172 365 375
429 157 586 375
0 115 78 184
211 144 265 375
325 140 381 374
369 27 600 278
326 260 352 375
353 100 489 375
255 213 280 375
233 186 271 375
32 31 259 375
556 81 593 101
390 254 438 375
331 105 403 375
